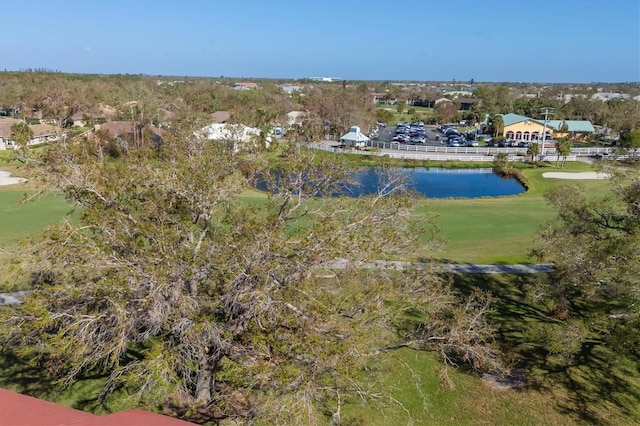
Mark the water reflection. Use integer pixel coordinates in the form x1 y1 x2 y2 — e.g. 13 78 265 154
256 167 525 199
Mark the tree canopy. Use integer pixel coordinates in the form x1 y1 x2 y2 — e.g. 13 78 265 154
1 130 498 423
533 165 640 361
620 129 640 160
10 121 32 146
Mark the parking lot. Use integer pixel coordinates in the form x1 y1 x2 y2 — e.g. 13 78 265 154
377 124 444 147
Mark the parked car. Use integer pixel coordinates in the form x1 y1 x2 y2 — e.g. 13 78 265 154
498 139 516 147
394 134 410 143
467 140 479 147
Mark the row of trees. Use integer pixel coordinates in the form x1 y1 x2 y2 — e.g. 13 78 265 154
0 72 378 139
3 72 638 141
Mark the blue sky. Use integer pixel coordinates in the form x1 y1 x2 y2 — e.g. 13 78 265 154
1 0 638 83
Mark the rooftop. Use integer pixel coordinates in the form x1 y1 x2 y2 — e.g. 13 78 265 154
0 388 197 426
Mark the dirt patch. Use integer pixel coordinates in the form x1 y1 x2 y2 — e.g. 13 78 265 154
482 369 527 390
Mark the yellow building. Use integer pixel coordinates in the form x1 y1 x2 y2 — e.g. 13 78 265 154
502 113 595 141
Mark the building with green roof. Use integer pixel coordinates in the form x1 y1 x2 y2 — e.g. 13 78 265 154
499 113 594 142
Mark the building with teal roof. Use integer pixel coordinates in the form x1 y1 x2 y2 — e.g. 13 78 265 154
497 113 594 142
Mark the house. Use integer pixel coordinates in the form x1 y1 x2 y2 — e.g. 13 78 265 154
0 388 197 426
413 97 453 108
453 98 481 111
591 92 631 102
339 126 369 148
434 97 453 106
71 112 87 127
373 93 396 105
0 117 23 149
443 90 473 98
281 85 303 94
501 113 595 142
0 118 62 149
234 82 258 90
94 121 164 146
28 123 63 145
200 122 270 150
545 119 596 140
286 111 305 126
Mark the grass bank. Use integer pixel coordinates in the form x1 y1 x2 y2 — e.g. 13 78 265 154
0 158 613 272
416 161 610 263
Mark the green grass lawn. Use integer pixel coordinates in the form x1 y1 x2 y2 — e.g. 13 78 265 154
377 105 434 124
0 167 74 290
341 348 582 426
338 272 640 425
0 188 72 247
414 162 612 264
421 196 555 263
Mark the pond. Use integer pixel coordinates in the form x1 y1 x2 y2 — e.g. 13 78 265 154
350 167 525 198
256 167 525 199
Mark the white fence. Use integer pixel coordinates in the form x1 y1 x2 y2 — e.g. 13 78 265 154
367 141 614 157
312 143 576 163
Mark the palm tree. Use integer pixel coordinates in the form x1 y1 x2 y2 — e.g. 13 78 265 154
489 114 504 138
528 142 540 163
396 102 405 118
493 152 509 169
556 138 572 167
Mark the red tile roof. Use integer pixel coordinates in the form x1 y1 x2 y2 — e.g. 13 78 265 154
0 388 197 426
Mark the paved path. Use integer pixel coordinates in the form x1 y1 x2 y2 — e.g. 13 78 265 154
445 263 554 274
0 290 31 305
322 259 554 274
0 263 554 306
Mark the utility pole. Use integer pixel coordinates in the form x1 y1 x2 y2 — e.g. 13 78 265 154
540 107 555 160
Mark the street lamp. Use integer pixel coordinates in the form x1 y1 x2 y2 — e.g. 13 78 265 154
540 107 555 159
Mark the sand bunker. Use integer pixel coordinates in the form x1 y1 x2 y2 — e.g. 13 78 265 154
0 170 27 186
542 171 610 180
